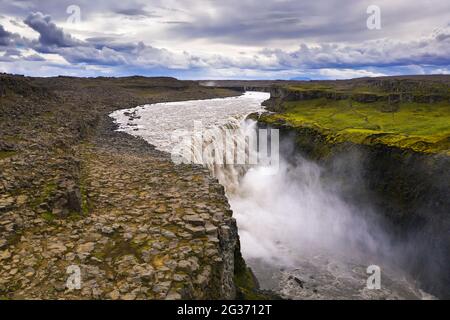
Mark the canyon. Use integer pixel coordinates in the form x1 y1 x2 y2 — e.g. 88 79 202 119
0 74 449 299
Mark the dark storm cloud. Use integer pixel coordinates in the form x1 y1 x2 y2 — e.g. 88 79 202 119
24 12 80 48
8 12 197 69
0 0 449 78
0 25 42 62
4 48 21 56
0 25 12 46
20 11 143 67
436 32 450 42
1 0 449 44
0 23 29 49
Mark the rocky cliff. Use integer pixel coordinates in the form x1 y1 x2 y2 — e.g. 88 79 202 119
0 74 253 299
254 76 450 298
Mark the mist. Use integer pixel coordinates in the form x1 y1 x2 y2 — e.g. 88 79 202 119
229 149 382 263
111 94 436 299
225 121 432 299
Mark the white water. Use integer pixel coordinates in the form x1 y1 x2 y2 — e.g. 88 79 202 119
110 91 269 154
110 92 432 300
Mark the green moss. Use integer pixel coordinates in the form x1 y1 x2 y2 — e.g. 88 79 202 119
99 235 143 264
31 181 57 209
41 212 56 222
233 247 277 300
234 266 266 300
68 211 84 221
262 97 450 154
0 151 17 160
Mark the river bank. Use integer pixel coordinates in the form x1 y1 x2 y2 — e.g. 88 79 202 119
0 74 259 299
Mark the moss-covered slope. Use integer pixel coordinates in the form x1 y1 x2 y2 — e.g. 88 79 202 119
256 75 450 298
261 76 450 155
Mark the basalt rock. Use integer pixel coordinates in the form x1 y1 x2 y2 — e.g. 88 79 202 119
0 74 246 300
255 116 450 299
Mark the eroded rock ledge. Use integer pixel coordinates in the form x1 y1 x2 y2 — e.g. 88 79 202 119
0 74 251 299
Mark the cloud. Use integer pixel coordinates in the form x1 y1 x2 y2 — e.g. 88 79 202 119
0 1 449 79
162 0 450 44
16 13 200 70
24 12 80 49
114 8 159 18
0 23 34 63
260 29 450 69
317 68 386 79
0 25 13 46
0 23 28 48
58 46 128 66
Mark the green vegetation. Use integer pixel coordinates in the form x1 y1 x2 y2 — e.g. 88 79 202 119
79 174 90 215
234 265 267 300
263 84 450 154
0 151 17 160
40 212 56 222
233 248 277 299
31 182 57 210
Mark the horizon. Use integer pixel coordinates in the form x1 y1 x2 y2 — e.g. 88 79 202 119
2 72 449 81
0 0 449 80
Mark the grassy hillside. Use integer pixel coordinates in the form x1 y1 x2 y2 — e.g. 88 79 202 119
260 77 450 154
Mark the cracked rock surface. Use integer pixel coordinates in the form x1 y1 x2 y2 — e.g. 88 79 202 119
0 74 242 299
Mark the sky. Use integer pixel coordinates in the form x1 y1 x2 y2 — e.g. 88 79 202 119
0 0 449 79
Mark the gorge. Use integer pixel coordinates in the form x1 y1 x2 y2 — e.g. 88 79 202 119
1 74 448 300
111 79 449 299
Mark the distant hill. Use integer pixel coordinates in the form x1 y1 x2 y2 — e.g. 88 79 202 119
289 76 311 81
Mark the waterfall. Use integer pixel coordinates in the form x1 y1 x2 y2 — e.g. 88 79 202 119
174 117 261 194
110 91 432 299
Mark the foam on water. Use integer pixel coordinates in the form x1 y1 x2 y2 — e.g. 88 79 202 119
110 91 269 154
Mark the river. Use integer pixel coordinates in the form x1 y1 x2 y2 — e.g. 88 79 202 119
110 91 433 300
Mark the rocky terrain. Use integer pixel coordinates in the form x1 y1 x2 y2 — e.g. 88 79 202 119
2 73 448 299
0 74 261 299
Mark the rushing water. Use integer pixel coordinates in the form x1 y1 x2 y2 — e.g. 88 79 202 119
110 92 433 300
